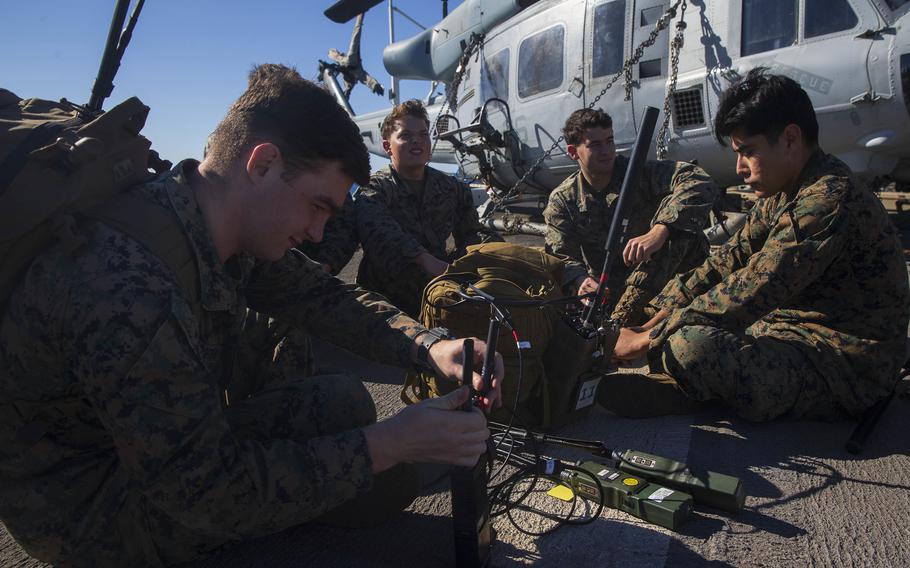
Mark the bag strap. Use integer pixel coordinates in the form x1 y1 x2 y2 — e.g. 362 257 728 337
88 192 200 312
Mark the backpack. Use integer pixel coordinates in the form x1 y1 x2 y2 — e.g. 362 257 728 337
0 89 173 308
403 242 607 429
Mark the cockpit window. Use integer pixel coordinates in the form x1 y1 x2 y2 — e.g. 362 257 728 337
640 5 665 26
481 48 510 101
805 0 858 38
741 0 797 56
593 0 626 78
885 0 910 9
518 25 565 98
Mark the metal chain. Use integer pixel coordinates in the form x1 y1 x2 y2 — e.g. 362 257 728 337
656 0 688 159
430 33 485 157
482 0 684 220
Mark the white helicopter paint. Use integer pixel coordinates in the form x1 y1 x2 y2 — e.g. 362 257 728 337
330 0 910 192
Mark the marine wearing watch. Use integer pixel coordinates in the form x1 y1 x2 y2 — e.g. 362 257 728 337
415 326 453 373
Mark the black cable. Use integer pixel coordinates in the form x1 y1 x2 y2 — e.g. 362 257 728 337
454 283 595 308
489 454 606 536
487 410 606 536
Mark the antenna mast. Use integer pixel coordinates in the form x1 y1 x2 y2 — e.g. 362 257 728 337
387 0 401 105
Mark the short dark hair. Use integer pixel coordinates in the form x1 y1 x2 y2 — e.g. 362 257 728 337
380 99 430 140
714 67 818 147
562 108 613 146
207 63 370 185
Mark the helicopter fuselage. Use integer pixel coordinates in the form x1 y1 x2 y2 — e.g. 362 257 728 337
351 0 910 193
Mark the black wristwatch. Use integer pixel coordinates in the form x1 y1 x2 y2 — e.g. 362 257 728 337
415 327 453 373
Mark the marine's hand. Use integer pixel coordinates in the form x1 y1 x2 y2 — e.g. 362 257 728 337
623 224 670 266
365 387 490 471
428 338 504 413
638 309 670 332
612 327 651 361
577 276 605 306
416 252 450 277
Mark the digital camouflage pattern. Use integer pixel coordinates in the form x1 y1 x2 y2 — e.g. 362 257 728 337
354 165 499 317
648 150 910 420
0 160 427 567
296 193 359 275
543 155 719 325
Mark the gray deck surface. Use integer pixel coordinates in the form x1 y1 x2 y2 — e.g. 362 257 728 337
3 235 909 568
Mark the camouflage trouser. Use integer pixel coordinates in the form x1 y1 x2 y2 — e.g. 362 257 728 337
650 325 847 421
609 231 708 327
113 313 417 567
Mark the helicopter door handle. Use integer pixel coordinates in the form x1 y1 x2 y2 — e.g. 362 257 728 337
850 91 886 105
569 77 584 97
855 26 896 40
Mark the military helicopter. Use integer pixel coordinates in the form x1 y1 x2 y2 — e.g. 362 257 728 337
320 0 910 228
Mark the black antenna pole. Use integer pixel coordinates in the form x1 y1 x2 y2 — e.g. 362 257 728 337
88 0 146 112
451 337 494 567
443 0 449 17
582 106 661 330
114 0 145 65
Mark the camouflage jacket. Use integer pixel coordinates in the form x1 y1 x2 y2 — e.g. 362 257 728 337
354 165 496 310
649 150 910 414
543 155 719 291
297 192 358 275
0 160 426 564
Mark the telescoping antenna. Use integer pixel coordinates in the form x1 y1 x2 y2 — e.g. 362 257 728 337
582 106 661 330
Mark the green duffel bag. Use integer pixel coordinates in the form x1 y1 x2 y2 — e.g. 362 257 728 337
403 242 604 429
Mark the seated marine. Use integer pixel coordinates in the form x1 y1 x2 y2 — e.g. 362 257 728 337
0 64 503 567
609 68 910 421
543 108 720 326
354 99 499 317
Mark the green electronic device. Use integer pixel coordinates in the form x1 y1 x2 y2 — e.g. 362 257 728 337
551 459 693 531
490 422 747 514
614 449 745 513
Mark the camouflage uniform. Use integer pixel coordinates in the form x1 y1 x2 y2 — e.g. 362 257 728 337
297 193 359 276
354 165 498 317
0 160 427 567
646 150 910 421
543 156 719 325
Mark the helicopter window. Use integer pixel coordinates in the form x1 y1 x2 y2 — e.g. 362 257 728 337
741 0 797 56
805 0 857 38
481 48 510 101
640 5 666 26
593 0 626 78
518 25 565 98
639 58 663 78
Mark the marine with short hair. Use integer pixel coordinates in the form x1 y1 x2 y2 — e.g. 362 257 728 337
354 99 499 317
543 108 720 326
0 64 503 567
610 68 910 421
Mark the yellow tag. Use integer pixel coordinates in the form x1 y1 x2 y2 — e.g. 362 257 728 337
623 478 639 487
547 484 575 502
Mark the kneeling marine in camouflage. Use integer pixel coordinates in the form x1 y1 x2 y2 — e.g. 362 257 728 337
544 108 719 326
609 69 909 421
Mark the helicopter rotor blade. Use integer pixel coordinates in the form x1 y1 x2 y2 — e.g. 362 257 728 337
324 0 384 23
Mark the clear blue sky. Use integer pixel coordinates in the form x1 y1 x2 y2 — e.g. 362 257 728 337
1 0 460 169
